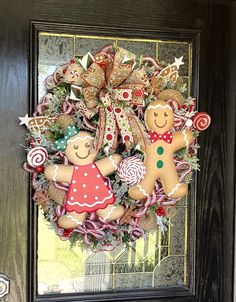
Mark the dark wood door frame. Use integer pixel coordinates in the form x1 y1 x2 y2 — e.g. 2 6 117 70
0 1 235 302
29 21 200 302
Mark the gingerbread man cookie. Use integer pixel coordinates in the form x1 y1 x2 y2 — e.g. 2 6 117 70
128 99 194 200
44 126 125 229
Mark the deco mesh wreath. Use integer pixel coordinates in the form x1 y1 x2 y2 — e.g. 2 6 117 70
20 44 211 251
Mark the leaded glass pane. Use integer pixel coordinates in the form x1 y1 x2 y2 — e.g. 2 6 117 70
37 33 193 295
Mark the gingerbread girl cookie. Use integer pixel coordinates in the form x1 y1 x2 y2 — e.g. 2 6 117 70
128 99 194 200
44 126 125 229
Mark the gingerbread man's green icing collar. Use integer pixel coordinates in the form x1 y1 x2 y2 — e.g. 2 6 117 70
55 125 79 151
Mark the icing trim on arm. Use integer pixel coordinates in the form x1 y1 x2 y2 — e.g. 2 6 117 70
182 129 189 149
168 183 181 197
101 205 116 222
108 155 118 169
52 165 59 181
66 215 83 225
137 184 150 198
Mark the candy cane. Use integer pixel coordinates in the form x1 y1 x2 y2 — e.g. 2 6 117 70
74 224 105 245
143 57 162 70
53 63 68 84
99 44 113 53
36 103 48 115
42 93 53 104
54 182 69 191
32 173 41 190
54 224 65 236
87 212 97 221
135 206 148 218
153 182 174 205
178 162 192 182
96 238 122 252
190 142 199 156
130 226 144 241
36 93 53 115
82 117 97 131
85 220 100 230
104 222 118 232
168 99 180 111
87 229 104 239
44 75 56 89
55 205 66 218
53 151 69 166
22 162 35 173
62 97 73 114
161 199 178 206
150 189 158 206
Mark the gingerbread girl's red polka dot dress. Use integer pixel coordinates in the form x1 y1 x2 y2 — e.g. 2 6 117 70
65 162 115 214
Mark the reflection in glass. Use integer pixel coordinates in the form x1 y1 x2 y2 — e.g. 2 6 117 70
37 33 192 294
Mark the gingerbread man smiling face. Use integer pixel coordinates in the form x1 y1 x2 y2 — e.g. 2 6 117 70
128 99 194 200
45 127 125 229
145 100 174 134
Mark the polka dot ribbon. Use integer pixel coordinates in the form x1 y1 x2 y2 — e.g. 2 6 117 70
100 92 134 150
149 131 173 144
55 125 79 151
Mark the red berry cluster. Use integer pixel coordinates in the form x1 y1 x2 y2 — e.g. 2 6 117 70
134 89 144 97
156 206 166 217
34 165 45 173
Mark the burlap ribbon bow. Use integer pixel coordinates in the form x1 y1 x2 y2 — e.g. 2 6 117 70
64 48 149 151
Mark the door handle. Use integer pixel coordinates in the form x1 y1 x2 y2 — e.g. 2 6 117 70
0 274 10 299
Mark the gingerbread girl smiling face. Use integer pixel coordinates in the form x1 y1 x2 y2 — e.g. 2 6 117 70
64 131 96 165
44 126 125 229
128 98 194 200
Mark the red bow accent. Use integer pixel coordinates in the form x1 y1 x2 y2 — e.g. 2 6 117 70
149 131 173 144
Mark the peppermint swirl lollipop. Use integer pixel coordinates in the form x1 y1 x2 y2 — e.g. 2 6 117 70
27 147 48 167
117 156 146 186
193 112 211 131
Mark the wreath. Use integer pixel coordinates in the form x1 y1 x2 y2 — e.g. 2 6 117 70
20 44 211 251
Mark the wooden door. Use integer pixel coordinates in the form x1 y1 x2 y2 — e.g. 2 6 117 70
0 1 234 302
